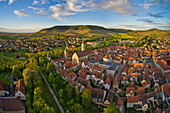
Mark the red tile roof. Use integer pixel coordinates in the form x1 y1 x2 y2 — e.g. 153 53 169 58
126 87 135 94
165 72 170 81
93 66 102 71
137 87 145 95
157 59 170 70
127 96 139 103
117 100 123 106
0 96 25 111
86 84 93 93
15 79 25 95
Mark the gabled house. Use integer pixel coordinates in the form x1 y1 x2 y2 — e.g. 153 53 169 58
113 75 120 90
104 91 113 105
64 61 77 71
121 76 129 85
15 79 26 100
137 87 145 95
127 96 139 108
126 87 135 97
92 88 106 103
0 96 25 113
86 84 93 94
103 74 112 90
122 65 129 76
0 81 9 96
107 63 118 76
81 61 88 68
130 73 138 82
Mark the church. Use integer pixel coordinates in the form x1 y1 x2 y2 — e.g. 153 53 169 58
64 39 91 66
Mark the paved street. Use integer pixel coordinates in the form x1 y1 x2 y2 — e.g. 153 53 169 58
41 72 65 113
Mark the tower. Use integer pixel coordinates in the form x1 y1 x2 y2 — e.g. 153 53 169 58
81 38 85 51
64 43 68 60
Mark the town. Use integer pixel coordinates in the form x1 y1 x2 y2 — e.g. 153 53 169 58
0 33 169 113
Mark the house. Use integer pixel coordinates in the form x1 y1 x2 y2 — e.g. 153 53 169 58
137 87 145 95
81 61 88 68
16 53 21 58
126 87 135 97
116 100 124 112
113 75 120 90
64 61 77 71
87 42 96 47
103 74 112 90
107 63 118 76
130 73 138 82
86 84 93 94
121 76 129 85
79 71 90 80
76 77 90 86
128 58 136 64
104 91 113 105
92 71 104 81
134 63 144 69
0 96 25 113
121 64 129 76
127 96 139 108
93 66 103 73
103 55 112 63
15 79 26 100
153 107 162 113
92 88 106 103
0 81 9 96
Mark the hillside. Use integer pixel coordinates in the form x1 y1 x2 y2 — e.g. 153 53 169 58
35 25 132 37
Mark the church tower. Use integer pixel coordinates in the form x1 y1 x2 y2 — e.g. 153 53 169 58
81 38 85 51
64 43 68 60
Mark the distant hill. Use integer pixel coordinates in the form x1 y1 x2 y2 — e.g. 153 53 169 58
0 25 169 39
35 25 133 37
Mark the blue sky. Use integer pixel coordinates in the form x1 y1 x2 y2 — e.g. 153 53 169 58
0 0 169 33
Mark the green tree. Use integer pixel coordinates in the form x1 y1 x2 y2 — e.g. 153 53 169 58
12 65 21 79
49 72 54 84
104 103 119 113
74 103 84 113
66 84 73 99
59 89 63 98
81 89 92 108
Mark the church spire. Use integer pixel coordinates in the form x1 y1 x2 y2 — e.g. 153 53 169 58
81 38 85 51
64 42 68 59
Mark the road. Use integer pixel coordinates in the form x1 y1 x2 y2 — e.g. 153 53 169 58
41 72 65 113
109 64 126 113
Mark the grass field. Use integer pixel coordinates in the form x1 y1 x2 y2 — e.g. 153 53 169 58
0 72 13 85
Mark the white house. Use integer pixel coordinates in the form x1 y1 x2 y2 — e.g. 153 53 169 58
15 80 26 100
127 96 139 108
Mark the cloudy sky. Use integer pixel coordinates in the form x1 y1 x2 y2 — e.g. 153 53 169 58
0 0 169 33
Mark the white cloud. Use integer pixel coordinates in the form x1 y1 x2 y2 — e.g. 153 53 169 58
41 0 47 4
49 0 92 20
143 3 153 9
28 6 40 10
96 0 135 14
0 0 6 2
37 10 47 16
9 0 14 5
33 0 39 5
14 10 29 17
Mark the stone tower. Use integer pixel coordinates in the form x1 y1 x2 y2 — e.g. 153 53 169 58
81 38 85 51
64 43 68 60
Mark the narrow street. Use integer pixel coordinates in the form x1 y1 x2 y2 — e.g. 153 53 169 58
41 72 65 113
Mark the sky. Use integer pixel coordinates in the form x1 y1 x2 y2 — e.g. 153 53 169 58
0 0 170 33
